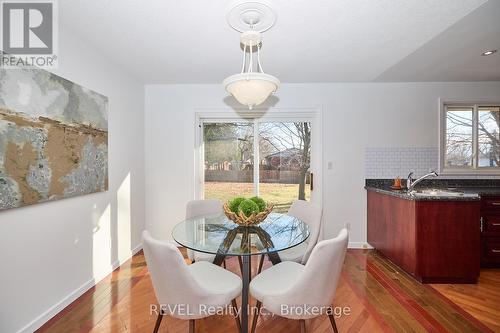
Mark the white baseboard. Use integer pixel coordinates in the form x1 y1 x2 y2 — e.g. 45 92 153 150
16 278 96 333
348 242 373 249
16 242 143 333
131 243 143 255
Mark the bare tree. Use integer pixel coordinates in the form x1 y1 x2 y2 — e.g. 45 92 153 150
259 122 311 200
446 109 499 166
478 110 499 166
204 123 253 169
295 122 311 200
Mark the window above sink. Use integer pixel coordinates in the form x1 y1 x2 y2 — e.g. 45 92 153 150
440 102 500 175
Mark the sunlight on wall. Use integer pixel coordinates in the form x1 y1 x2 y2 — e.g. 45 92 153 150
93 203 112 281
117 172 132 261
117 172 132 331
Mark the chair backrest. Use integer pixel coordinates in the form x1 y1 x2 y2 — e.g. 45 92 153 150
186 199 223 219
266 228 348 315
287 200 323 264
185 200 223 260
142 231 214 317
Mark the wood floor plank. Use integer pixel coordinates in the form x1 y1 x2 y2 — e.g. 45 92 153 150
36 249 500 333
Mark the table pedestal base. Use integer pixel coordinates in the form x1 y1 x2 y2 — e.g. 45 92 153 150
241 255 250 333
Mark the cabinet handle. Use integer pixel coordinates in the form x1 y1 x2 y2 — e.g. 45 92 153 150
492 223 500 226
491 202 500 206
492 249 500 253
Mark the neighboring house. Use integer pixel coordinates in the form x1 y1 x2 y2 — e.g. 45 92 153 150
263 148 302 170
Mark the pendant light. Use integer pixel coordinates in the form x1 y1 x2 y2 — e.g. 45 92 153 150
223 2 280 110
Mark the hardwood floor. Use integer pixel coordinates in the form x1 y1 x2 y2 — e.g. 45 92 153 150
431 269 500 332
36 249 500 333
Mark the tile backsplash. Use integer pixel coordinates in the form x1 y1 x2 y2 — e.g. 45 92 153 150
365 147 500 179
365 147 438 179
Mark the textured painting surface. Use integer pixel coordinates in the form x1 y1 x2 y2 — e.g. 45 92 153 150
0 68 108 210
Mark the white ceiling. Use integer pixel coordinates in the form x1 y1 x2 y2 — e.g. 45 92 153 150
376 0 500 82
60 0 499 83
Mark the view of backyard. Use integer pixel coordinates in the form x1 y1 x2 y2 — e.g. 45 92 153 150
203 121 312 213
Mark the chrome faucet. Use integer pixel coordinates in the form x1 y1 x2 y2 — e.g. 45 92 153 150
407 171 438 191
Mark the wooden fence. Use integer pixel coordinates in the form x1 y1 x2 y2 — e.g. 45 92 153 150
205 170 310 184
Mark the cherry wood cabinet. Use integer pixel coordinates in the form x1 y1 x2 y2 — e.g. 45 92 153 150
480 196 500 267
367 190 481 283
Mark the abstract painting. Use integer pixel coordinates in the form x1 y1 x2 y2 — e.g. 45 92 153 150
0 67 108 210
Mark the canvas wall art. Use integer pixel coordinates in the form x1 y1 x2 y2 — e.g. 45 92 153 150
0 67 108 210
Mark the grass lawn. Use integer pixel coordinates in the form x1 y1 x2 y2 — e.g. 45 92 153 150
204 182 311 213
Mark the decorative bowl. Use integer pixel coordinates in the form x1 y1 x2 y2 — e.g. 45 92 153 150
223 201 274 226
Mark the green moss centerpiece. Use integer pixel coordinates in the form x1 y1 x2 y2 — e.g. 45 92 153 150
223 196 274 226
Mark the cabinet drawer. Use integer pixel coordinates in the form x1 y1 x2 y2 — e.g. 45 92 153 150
484 241 500 261
483 215 500 234
481 197 500 211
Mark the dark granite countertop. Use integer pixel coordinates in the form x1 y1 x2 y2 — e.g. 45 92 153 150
365 179 500 201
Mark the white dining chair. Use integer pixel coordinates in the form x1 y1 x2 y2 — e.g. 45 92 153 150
250 228 348 333
142 231 242 333
258 200 323 273
185 199 223 264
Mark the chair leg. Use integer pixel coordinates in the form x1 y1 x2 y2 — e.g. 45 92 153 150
231 299 241 331
153 310 163 333
223 259 227 269
328 313 339 333
188 319 195 333
251 300 262 333
299 319 306 333
257 254 265 274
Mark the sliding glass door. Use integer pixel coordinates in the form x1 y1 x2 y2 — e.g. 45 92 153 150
201 116 316 213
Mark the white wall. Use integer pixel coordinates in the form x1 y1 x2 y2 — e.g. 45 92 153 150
145 82 500 247
0 26 145 333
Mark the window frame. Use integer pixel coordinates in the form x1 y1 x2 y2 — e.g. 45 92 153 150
439 101 500 175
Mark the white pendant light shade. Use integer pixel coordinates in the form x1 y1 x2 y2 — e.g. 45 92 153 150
223 72 279 109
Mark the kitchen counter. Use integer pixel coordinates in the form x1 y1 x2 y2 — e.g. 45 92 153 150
364 186 483 201
365 179 500 201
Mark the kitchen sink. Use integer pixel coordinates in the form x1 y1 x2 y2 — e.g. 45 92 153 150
410 188 478 198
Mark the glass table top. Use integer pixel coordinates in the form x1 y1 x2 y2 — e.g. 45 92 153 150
172 212 309 256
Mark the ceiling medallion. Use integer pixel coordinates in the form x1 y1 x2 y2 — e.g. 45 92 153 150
223 2 280 110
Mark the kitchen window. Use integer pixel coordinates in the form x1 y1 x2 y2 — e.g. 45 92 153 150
440 103 500 174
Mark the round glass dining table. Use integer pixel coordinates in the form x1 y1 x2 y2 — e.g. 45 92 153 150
172 212 310 333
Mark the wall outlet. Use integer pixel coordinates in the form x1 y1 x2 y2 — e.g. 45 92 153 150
327 161 333 170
